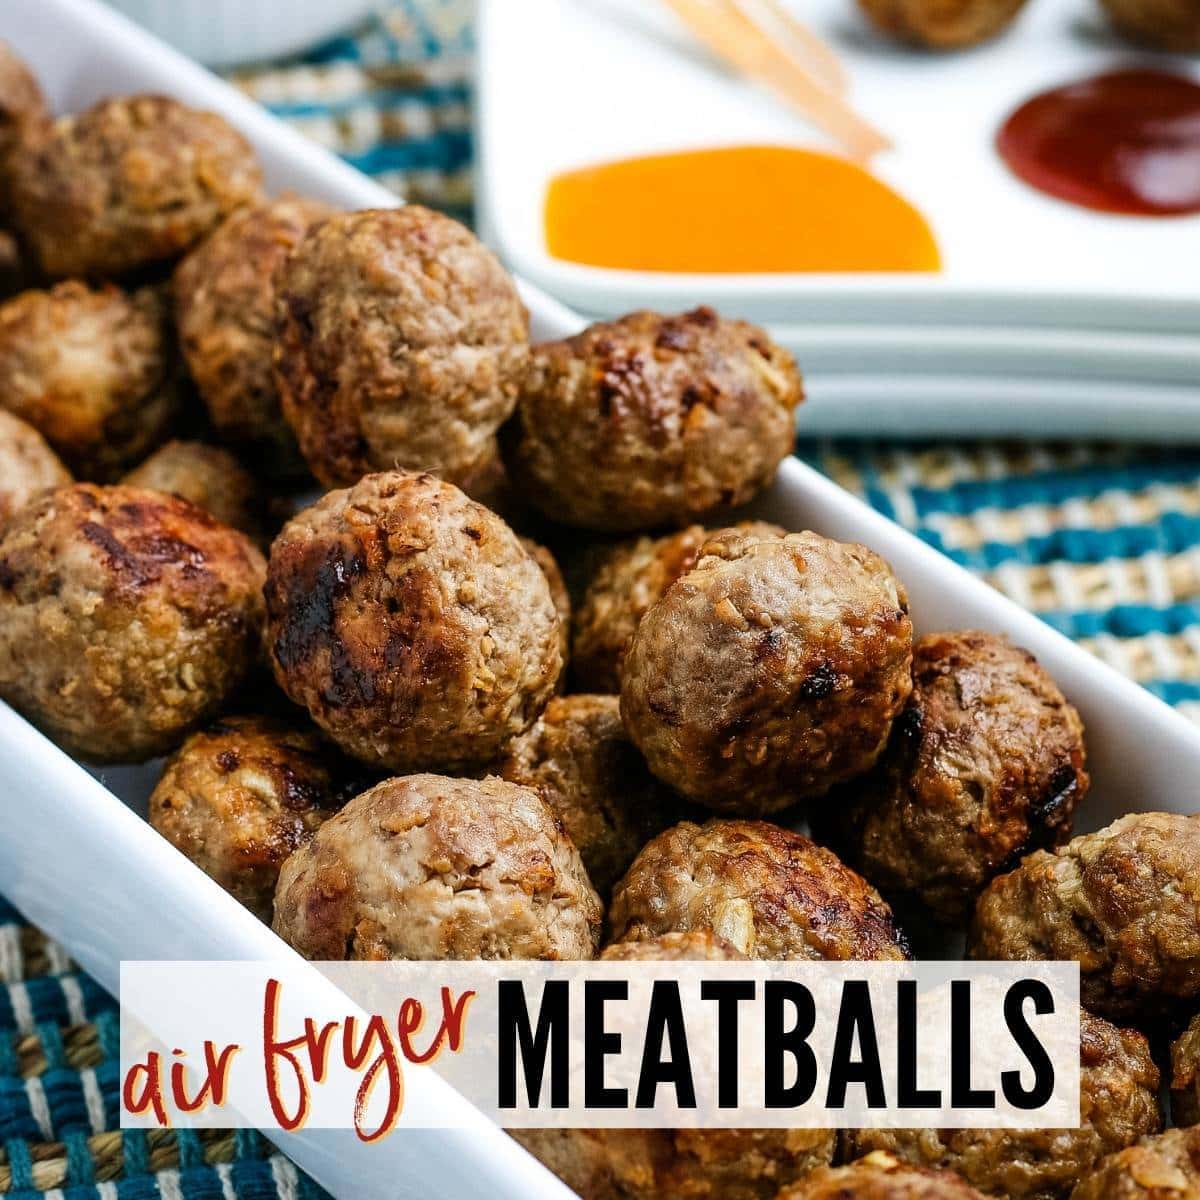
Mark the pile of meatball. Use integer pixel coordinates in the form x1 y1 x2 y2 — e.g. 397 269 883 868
0 40 1197 1200
855 0 1199 51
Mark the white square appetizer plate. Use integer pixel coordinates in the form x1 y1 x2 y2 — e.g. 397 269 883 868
2 4 1200 1200
475 0 1200 332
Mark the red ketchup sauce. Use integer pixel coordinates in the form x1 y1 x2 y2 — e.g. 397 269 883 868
997 68 1200 216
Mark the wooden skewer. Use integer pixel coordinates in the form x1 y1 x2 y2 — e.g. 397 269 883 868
737 0 849 96
661 0 891 161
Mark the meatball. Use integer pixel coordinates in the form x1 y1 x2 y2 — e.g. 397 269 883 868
856 0 1029 48
497 694 689 894
10 94 263 279
506 307 802 532
818 631 1088 924
778 1152 987 1199
173 195 334 476
1098 0 1200 51
573 520 786 693
517 1127 835 1200
1070 1128 1200 1200
620 527 913 813
0 41 47 207
265 471 561 773
273 773 601 960
520 536 570 680
969 812 1200 1022
149 715 364 921
0 484 266 762
1169 1013 1200 1126
845 1011 1162 1200
0 410 71 525
122 440 272 544
514 931 835 1200
609 819 909 960
599 929 744 961
273 206 528 488
0 281 179 480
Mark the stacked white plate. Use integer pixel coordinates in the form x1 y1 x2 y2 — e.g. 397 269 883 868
475 0 1200 440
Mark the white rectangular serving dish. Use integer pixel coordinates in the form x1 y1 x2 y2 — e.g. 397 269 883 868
476 0 1200 330
2 4 1200 1200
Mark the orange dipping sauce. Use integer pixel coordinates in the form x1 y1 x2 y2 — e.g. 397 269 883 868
544 145 940 274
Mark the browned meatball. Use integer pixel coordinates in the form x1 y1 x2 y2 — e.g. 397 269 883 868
273 773 601 960
599 929 744 961
621 527 912 813
497 694 689 894
0 229 33 300
0 484 266 762
856 0 1029 48
273 206 528 488
122 440 272 544
518 1127 836 1200
969 812 1200 1022
0 42 47 211
573 520 786 693
265 471 561 773
1170 1014 1200 1127
0 409 71 525
609 819 909 960
520 536 570 680
818 631 1088 924
506 307 802 532
0 281 179 480
10 95 263 279
173 195 334 476
148 715 365 920
778 1152 987 1199
1098 0 1200 51
514 931 835 1200
1070 1128 1200 1200
845 1011 1162 1199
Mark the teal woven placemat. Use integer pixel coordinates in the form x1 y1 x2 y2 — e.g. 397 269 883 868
3 6 1199 1200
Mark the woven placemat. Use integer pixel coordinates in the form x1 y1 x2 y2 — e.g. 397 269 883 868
3 5 1199 1200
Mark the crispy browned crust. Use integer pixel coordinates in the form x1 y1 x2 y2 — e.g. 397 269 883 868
1098 0 1200 50
856 0 1028 48
516 1127 837 1200
264 470 562 773
1070 1127 1200 1200
10 94 263 278
779 1151 987 1199
507 307 802 532
0 483 266 762
0 409 71 525
0 41 47 211
272 773 601 960
573 520 786 693
845 1012 1162 1199
519 536 570 681
122 440 274 544
0 281 180 480
497 693 690 895
149 714 365 920
820 630 1088 924
609 818 909 961
173 195 333 475
599 929 745 961
1170 1013 1200 1127
969 812 1200 1021
272 206 528 488
620 528 913 813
